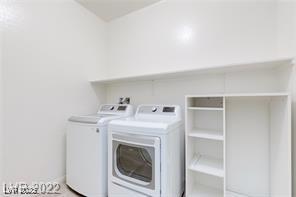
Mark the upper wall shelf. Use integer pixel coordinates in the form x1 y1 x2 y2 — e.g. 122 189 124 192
89 57 294 84
186 92 290 98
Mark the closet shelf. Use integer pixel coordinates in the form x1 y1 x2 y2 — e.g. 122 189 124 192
188 128 223 141
89 57 294 84
188 154 224 177
187 107 224 111
188 183 223 197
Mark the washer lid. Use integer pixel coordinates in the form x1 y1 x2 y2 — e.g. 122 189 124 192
68 104 134 125
68 114 118 125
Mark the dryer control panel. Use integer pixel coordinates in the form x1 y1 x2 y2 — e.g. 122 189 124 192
138 105 174 114
137 105 180 115
135 105 181 121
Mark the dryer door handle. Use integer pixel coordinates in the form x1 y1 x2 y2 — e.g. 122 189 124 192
96 128 100 133
112 132 159 147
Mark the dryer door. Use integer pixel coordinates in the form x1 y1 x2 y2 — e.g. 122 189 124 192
111 132 161 195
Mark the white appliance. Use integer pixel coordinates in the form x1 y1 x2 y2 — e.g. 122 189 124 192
108 105 184 197
66 104 133 197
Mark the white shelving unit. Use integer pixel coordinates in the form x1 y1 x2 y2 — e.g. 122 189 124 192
186 96 225 197
185 94 291 197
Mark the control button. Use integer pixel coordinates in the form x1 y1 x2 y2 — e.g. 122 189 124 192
110 106 115 110
152 107 157 112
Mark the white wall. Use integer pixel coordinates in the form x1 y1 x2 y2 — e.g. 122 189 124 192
276 1 295 57
1 0 105 183
292 1 296 195
277 0 296 195
293 0 296 58
0 19 3 187
105 0 279 79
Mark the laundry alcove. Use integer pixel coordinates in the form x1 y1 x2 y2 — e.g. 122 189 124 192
90 57 294 197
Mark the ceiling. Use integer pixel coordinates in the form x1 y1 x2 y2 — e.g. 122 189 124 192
76 0 161 22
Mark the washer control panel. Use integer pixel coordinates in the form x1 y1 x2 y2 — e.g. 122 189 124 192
100 104 128 113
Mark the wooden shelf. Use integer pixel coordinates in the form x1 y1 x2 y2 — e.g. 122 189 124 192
188 129 223 141
188 154 224 178
188 183 223 197
187 107 224 111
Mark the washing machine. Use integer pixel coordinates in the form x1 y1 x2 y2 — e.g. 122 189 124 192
108 105 184 197
66 104 133 197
